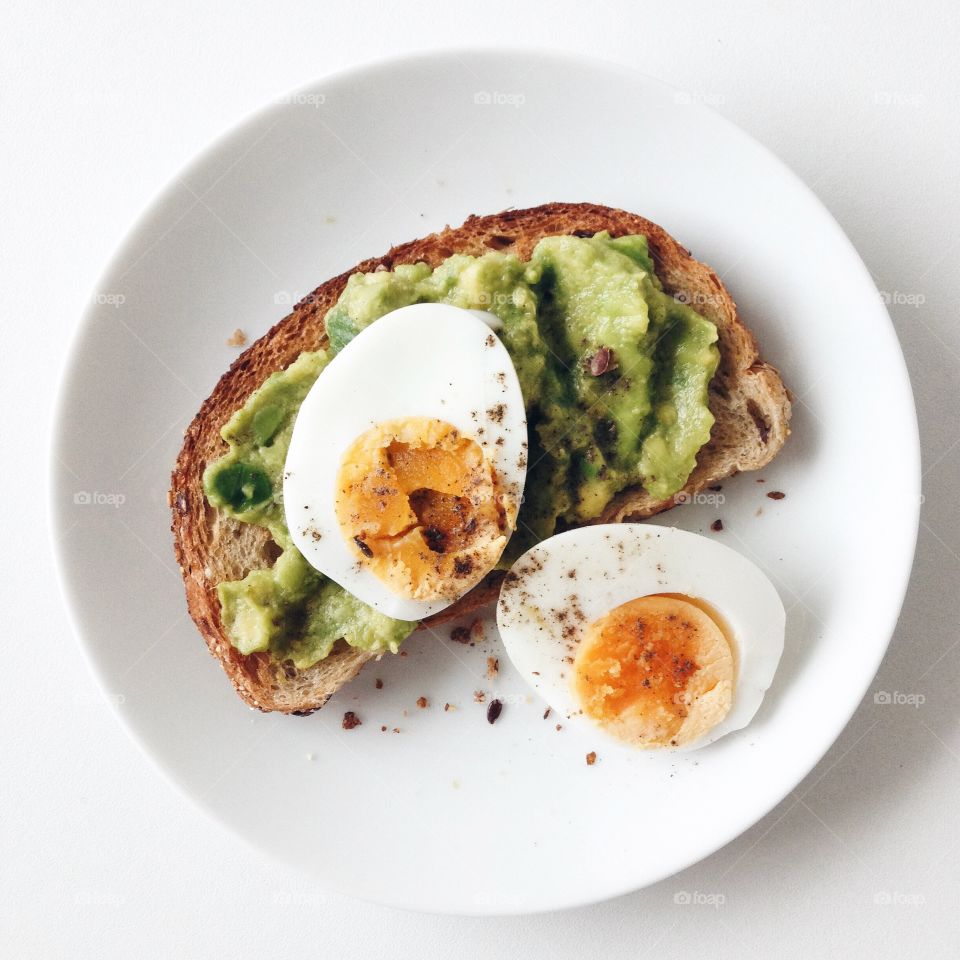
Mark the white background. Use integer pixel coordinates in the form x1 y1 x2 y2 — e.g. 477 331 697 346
4 1 958 956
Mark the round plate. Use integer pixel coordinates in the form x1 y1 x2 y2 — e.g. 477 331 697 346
51 49 919 915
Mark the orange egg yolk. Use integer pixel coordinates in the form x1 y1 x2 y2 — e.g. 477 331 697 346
573 594 735 748
335 417 512 601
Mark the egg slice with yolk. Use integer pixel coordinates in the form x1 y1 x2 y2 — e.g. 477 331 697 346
284 303 527 621
496 524 785 751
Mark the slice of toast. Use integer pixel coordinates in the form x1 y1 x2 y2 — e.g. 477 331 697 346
171 203 791 714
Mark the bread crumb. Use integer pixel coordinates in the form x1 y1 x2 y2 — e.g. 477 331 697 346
450 626 471 644
711 519 723 532
444 702 453 712
380 725 387 732
226 328 247 347
470 619 485 643
392 727 401 734
375 678 383 689
767 490 786 500
486 656 499 679
416 696 428 709
543 707 551 720
341 711 361 730
555 723 563 731
473 690 486 703
586 751 597 766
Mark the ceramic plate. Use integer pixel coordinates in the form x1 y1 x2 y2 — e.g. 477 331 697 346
51 49 919 914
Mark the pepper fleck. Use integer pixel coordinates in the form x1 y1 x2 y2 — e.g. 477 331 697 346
353 536 373 558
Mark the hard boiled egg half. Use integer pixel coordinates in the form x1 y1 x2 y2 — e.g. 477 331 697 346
284 304 527 621
497 524 785 750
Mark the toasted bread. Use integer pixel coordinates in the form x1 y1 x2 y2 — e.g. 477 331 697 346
170 203 791 713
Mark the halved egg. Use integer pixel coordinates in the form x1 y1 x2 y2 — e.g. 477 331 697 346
284 303 527 621
496 524 785 750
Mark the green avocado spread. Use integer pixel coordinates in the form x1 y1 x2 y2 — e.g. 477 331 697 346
203 233 719 668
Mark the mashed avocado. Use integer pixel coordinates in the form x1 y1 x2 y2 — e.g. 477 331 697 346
204 233 719 667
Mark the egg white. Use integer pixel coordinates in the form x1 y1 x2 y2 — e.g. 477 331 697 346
284 303 528 621
496 523 785 750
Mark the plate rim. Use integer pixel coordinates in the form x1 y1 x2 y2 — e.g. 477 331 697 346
48 45 922 915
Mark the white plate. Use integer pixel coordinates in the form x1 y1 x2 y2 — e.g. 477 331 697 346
50 49 920 915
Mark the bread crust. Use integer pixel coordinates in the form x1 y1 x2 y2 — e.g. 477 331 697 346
170 203 791 713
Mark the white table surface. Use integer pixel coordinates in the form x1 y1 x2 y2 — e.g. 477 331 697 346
4 1 958 955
